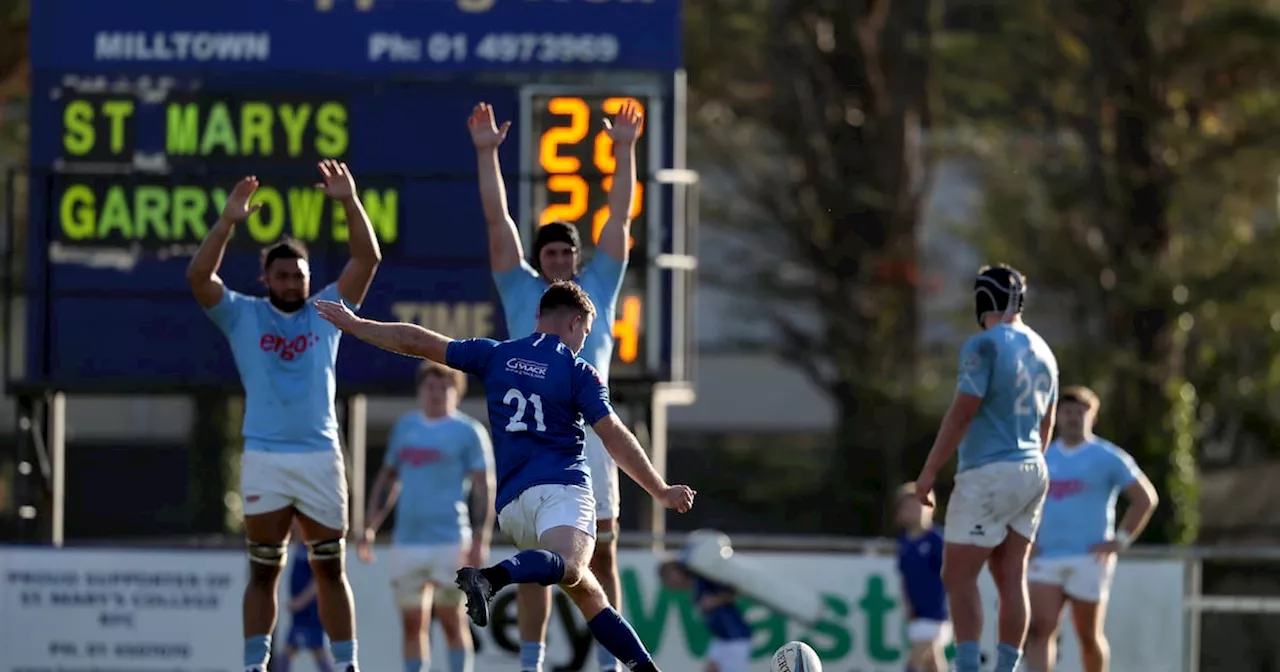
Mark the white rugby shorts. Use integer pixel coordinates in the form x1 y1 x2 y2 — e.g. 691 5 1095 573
706 638 751 672
1028 554 1117 603
498 484 597 551
944 459 1048 548
389 542 469 608
240 449 348 532
584 427 620 522
907 619 954 645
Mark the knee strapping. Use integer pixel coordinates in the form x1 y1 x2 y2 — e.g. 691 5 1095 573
248 542 288 567
595 529 617 544
307 537 345 562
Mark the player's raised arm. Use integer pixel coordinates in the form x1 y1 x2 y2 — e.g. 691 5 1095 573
468 102 523 273
186 176 262 308
314 300 451 362
597 101 642 263
317 160 383 306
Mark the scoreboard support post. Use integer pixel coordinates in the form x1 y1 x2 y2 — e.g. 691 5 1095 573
344 395 369 538
10 390 65 546
49 392 67 548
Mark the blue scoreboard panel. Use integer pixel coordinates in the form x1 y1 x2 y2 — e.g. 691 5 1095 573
22 0 685 393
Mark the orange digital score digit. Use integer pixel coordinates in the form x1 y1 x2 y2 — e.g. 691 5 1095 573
612 295 643 364
539 97 590 225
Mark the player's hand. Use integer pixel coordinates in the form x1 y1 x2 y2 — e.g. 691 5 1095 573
220 176 264 224
357 529 376 563
1089 540 1122 561
468 102 511 150
659 485 696 513
314 300 361 332
603 100 644 146
467 541 489 568
913 472 937 508
315 159 357 202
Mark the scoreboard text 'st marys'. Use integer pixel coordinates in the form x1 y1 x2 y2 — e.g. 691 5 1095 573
23 0 686 392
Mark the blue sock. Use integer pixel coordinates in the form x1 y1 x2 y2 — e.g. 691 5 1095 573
955 640 981 672
586 607 652 670
995 642 1021 672
330 639 357 668
495 550 566 587
596 641 620 671
404 658 422 672
243 634 270 670
448 647 471 672
519 641 545 671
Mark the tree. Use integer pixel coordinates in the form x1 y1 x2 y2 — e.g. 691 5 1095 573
685 0 940 533
949 0 1280 542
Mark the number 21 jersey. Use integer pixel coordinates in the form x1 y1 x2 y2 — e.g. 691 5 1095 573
446 333 615 512
955 323 1058 472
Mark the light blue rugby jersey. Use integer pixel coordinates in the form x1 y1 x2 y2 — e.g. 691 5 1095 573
956 323 1059 472
385 411 493 545
1036 437 1143 558
205 283 355 453
493 252 626 383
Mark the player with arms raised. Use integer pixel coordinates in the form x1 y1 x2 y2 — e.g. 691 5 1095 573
187 161 382 672
468 100 641 672
913 265 1058 672
1024 386 1158 672
359 362 496 672
313 281 694 672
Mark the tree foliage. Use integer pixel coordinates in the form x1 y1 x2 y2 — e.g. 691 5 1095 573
686 0 940 533
945 0 1280 542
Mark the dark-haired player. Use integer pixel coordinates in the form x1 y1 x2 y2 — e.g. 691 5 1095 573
913 264 1058 672
1024 386 1157 672
468 100 642 672
313 281 695 672
187 161 382 672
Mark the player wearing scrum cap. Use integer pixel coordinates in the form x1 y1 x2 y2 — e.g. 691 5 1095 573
1023 386 1158 672
913 264 1059 672
467 100 642 672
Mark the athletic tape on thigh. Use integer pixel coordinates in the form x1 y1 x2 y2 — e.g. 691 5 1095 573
248 542 288 566
308 537 345 561
595 529 617 543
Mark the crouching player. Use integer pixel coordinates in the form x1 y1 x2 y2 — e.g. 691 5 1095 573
658 559 752 672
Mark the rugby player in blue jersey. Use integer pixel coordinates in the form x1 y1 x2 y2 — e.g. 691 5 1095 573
1024 386 1157 672
359 361 495 672
913 265 1059 672
314 281 695 672
468 99 641 672
187 162 382 672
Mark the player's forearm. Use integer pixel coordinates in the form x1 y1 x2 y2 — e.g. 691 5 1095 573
471 479 496 543
1118 488 1158 539
922 408 969 475
607 140 638 226
365 481 399 532
476 148 515 228
346 318 449 361
186 218 234 282
604 429 667 498
341 195 383 264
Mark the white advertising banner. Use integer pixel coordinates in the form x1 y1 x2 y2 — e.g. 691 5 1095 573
0 546 1184 672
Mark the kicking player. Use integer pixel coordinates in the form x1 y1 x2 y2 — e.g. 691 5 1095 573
359 361 495 672
187 162 382 672
913 264 1058 672
313 281 695 672
895 483 949 672
468 100 641 672
658 559 751 672
1024 386 1158 672
278 523 334 672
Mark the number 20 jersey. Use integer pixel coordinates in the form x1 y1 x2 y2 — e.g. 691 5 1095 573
955 322 1059 473
445 333 615 512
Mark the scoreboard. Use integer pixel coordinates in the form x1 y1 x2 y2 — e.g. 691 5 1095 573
20 0 688 394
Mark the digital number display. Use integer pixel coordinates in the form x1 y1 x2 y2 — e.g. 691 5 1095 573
530 94 651 374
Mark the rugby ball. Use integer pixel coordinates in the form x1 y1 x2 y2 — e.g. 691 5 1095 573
770 641 822 672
